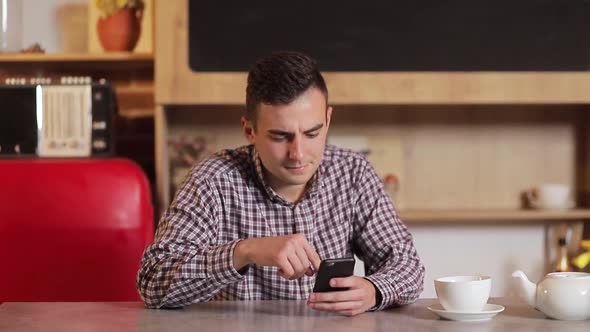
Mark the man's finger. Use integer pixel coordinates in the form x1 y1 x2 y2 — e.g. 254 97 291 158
309 301 363 312
287 254 306 279
302 241 321 271
329 276 359 289
337 309 364 317
310 289 364 303
294 246 312 276
277 256 295 279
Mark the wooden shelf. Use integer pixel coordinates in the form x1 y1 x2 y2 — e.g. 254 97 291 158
0 52 153 63
115 84 154 95
400 209 590 223
119 108 154 118
157 71 590 105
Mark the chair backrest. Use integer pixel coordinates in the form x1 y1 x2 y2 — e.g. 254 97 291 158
0 158 154 301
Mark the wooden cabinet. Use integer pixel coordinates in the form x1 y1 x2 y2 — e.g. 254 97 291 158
154 1 590 236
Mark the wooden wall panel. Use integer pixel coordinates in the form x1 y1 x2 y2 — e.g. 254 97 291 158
156 1 590 105
159 105 579 213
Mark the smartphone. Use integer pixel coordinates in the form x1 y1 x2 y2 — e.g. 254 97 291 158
312 257 355 293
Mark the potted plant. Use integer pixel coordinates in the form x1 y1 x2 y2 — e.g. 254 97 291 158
94 0 144 51
168 136 213 193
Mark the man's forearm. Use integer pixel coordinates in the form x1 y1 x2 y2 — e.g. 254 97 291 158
137 240 245 308
232 239 252 271
138 265 217 308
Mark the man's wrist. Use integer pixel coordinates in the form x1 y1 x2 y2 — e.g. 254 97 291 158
207 240 248 284
365 278 383 311
233 239 252 270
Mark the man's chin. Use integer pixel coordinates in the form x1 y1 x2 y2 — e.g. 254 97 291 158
279 171 313 186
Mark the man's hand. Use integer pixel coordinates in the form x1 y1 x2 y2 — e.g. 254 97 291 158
307 276 377 316
233 234 321 280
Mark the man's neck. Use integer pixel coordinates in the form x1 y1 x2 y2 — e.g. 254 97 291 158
275 184 307 204
264 174 308 204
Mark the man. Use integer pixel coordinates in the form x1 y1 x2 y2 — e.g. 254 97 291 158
137 51 425 316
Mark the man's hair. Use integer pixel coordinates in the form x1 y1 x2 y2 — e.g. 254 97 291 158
245 51 328 125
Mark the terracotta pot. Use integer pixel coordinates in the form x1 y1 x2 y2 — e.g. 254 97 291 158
96 8 142 52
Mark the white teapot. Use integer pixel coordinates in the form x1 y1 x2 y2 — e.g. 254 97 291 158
512 270 590 320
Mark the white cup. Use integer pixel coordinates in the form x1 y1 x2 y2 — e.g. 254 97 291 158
434 275 491 312
527 184 572 209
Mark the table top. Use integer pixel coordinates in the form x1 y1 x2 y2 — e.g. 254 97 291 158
0 298 588 332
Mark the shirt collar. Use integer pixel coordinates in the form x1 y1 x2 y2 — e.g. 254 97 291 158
249 145 323 205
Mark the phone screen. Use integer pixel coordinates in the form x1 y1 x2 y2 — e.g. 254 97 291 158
312 257 355 293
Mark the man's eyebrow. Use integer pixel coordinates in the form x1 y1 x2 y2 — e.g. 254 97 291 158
267 129 293 136
267 124 324 136
303 124 324 134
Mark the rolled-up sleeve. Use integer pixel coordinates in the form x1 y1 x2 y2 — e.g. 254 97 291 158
136 175 245 309
352 162 425 310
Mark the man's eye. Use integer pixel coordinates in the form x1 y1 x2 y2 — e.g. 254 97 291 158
270 136 286 142
306 132 319 138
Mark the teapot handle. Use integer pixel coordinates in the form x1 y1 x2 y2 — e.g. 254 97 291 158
526 189 539 208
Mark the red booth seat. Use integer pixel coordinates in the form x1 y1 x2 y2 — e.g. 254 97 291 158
0 159 154 301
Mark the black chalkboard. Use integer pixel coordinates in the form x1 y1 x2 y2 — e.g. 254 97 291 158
188 0 590 71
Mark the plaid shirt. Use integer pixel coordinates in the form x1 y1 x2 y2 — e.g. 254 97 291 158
137 144 424 310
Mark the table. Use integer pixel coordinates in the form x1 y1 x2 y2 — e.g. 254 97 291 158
0 298 588 332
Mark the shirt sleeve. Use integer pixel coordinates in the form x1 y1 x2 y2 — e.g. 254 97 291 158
136 173 246 309
352 160 425 311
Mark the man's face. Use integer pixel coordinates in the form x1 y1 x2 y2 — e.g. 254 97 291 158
242 87 332 196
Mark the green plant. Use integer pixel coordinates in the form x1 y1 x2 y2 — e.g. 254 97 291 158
94 0 144 18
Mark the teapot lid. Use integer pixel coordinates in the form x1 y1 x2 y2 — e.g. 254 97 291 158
546 272 590 279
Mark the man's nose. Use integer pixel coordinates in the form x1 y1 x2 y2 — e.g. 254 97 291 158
288 136 304 161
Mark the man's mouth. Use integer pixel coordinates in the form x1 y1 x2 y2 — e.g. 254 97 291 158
284 164 307 171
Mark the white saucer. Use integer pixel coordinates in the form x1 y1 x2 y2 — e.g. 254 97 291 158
530 200 575 210
427 303 505 322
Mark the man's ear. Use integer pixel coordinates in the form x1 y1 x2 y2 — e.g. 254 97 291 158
325 106 333 130
241 116 256 144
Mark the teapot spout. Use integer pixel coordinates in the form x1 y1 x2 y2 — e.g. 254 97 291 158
511 270 536 307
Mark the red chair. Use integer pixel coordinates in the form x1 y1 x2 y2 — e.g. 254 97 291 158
0 158 154 301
